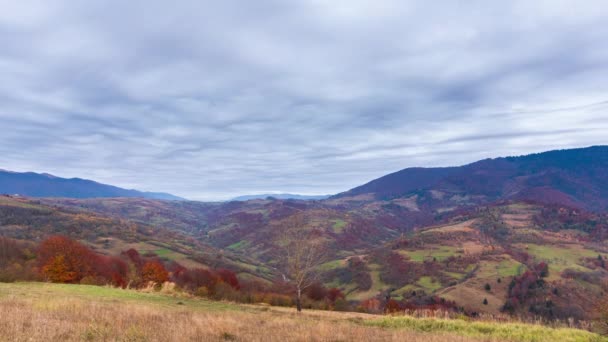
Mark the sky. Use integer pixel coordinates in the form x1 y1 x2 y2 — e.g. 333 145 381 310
1 1 608 201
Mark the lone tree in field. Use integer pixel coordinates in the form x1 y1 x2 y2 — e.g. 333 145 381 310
279 214 326 312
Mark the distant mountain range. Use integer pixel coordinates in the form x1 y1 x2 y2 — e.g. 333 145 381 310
231 193 331 201
0 170 184 200
3 145 608 207
334 145 608 211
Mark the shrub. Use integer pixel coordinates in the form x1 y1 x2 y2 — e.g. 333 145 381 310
385 299 402 313
334 298 350 312
216 269 240 290
141 261 169 285
327 288 345 303
212 282 240 301
359 298 382 313
195 286 210 297
305 282 327 301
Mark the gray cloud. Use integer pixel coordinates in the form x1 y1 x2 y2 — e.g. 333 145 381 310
1 0 608 200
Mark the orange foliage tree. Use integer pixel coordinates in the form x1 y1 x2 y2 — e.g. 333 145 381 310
37 236 97 283
141 261 169 284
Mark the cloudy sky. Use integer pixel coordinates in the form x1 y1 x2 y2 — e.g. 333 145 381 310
1 1 608 200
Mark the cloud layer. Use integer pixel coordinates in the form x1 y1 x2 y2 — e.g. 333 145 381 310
1 0 608 200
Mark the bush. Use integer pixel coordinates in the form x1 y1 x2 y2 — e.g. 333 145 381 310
212 282 240 301
334 298 350 311
80 276 105 285
141 261 169 285
385 299 402 313
195 286 210 297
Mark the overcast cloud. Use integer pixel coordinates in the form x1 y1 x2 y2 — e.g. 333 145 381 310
1 0 608 200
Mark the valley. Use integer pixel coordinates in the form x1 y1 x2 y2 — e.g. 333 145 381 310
2 147 608 338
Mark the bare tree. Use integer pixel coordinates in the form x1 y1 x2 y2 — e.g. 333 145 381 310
279 214 326 312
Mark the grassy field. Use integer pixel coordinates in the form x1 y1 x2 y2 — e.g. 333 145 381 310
399 245 463 262
348 263 387 301
331 219 348 233
0 282 605 342
439 256 524 315
366 316 604 342
516 243 601 281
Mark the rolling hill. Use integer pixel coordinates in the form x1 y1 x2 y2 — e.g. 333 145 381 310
0 170 184 200
3 146 608 324
0 195 271 281
334 146 608 211
35 202 608 322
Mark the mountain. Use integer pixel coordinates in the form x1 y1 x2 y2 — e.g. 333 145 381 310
333 146 608 211
0 170 184 200
231 193 331 201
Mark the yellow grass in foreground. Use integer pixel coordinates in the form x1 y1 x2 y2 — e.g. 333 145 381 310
0 282 603 342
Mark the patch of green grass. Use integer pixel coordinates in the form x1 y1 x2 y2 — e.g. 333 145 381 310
521 244 599 279
464 264 477 273
400 246 461 263
331 219 347 233
393 276 443 296
319 259 345 271
394 284 417 296
496 259 523 278
233 260 258 272
348 264 387 301
444 271 466 280
0 282 237 312
416 276 442 292
401 250 426 262
364 316 606 342
227 240 250 251
476 256 523 279
153 248 172 257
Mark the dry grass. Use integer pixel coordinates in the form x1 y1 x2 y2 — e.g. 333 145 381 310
0 298 480 342
0 283 604 342
0 283 492 342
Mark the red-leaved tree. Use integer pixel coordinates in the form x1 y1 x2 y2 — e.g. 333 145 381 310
37 236 97 283
141 261 169 284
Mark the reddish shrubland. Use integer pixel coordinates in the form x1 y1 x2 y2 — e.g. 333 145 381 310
0 237 38 282
21 236 348 311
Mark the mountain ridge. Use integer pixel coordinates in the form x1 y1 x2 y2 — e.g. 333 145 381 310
231 193 331 201
333 145 608 211
0 170 184 201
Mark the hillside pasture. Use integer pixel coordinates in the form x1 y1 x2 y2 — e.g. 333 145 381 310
439 255 523 315
399 245 463 262
515 243 602 281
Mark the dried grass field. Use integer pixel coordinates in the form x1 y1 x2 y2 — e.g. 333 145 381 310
0 282 604 342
